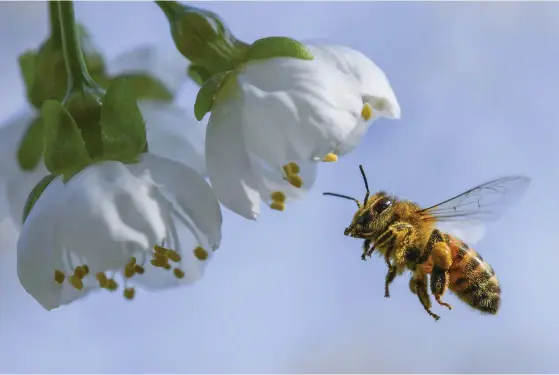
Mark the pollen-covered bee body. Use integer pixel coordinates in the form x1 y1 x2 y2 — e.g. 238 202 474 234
324 166 530 321
444 234 501 314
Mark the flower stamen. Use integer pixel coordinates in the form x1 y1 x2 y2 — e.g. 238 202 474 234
123 287 135 300
54 270 66 284
322 153 338 162
270 201 285 211
361 103 374 121
194 246 209 261
286 174 303 188
68 275 84 290
173 268 185 279
96 272 108 288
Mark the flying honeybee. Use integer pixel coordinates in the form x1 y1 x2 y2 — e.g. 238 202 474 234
323 166 531 321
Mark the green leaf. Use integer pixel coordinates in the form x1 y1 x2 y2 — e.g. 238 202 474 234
18 50 36 95
187 64 212 86
22 174 57 224
100 79 147 163
109 74 173 102
41 100 91 179
17 117 44 171
194 71 232 121
245 36 314 62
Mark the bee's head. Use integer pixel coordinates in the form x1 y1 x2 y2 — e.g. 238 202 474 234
324 165 395 239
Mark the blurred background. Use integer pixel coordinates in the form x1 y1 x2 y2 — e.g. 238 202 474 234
1 1 558 373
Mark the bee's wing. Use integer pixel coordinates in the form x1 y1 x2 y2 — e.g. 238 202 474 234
418 176 531 245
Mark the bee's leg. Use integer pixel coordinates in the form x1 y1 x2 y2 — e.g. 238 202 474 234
410 271 440 321
427 229 453 310
376 222 414 298
361 239 374 261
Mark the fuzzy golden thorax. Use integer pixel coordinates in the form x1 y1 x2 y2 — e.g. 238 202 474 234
344 191 427 242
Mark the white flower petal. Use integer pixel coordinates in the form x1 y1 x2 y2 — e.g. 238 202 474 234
308 44 401 119
206 97 261 220
17 161 169 310
128 154 222 249
107 44 187 95
140 101 206 175
237 58 363 167
336 117 368 156
17 177 92 310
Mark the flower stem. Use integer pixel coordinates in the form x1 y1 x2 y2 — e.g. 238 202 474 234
48 1 62 47
57 0 94 89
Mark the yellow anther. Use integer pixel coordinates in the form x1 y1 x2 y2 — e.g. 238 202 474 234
361 102 374 121
270 201 285 211
153 252 167 262
282 162 301 176
54 270 65 284
96 272 107 287
270 191 286 202
82 265 90 276
150 258 167 268
165 249 182 263
173 268 185 279
123 287 135 300
69 275 84 290
194 246 209 261
153 245 166 254
127 257 137 266
74 266 86 279
105 279 118 291
287 174 303 188
134 265 145 274
163 263 172 270
124 265 135 279
322 153 338 162
288 162 300 174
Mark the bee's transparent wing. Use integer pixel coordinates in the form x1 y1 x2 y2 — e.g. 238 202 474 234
419 176 531 244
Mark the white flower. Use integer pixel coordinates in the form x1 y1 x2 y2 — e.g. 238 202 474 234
205 44 399 219
17 153 222 311
0 45 195 229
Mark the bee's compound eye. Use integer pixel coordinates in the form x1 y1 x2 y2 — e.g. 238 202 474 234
374 198 392 214
356 211 372 225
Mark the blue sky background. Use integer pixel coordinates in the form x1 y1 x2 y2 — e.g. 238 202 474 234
1 2 558 373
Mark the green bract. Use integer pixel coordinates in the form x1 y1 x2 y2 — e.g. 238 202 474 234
100 79 147 163
188 64 212 86
17 117 44 171
244 36 314 63
41 100 92 182
194 71 233 121
22 174 57 224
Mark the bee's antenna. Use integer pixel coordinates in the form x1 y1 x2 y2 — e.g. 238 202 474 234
359 165 370 206
323 192 361 208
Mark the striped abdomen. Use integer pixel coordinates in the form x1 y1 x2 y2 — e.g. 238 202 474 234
444 234 501 314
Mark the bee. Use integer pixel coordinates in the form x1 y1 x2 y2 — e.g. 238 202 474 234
323 165 531 321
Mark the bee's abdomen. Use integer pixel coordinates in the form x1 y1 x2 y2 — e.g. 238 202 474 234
446 236 501 314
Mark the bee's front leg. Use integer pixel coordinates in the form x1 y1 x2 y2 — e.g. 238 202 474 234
376 222 414 298
361 239 374 261
427 229 453 310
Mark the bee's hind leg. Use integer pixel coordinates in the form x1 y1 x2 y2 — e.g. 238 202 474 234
428 230 453 310
410 271 440 321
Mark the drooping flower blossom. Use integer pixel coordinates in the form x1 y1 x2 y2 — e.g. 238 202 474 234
17 153 222 310
205 44 400 219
